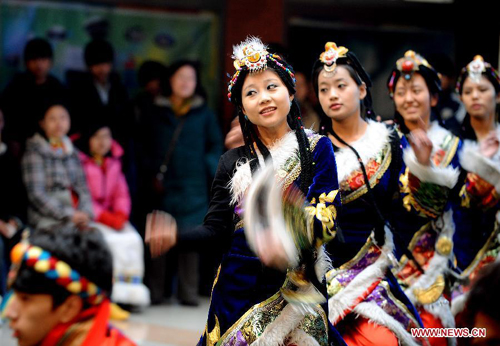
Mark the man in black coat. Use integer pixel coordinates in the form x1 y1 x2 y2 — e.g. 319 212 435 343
67 39 133 148
0 38 66 156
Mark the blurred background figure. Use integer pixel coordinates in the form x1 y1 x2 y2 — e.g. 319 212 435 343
428 53 466 135
0 38 66 157
138 60 223 306
67 39 137 198
21 104 93 231
295 70 321 132
0 106 27 297
74 121 150 310
67 39 132 147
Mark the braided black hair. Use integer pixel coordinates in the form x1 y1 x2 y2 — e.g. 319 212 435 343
230 57 314 194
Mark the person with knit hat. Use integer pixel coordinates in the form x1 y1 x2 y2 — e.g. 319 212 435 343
5 225 136 346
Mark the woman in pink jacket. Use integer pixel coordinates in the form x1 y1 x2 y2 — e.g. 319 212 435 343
76 122 150 308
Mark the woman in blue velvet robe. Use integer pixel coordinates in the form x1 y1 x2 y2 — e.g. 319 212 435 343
388 51 463 345
146 37 343 346
311 42 428 346
450 56 500 316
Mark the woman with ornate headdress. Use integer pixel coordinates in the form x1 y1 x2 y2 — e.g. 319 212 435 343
145 36 343 346
450 56 500 317
311 42 430 346
387 50 462 346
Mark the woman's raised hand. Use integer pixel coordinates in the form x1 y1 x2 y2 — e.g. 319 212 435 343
480 130 500 158
408 118 433 166
145 210 177 257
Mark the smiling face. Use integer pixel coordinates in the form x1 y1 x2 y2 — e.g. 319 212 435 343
317 65 366 122
5 292 66 346
393 73 438 129
461 75 500 121
240 69 293 131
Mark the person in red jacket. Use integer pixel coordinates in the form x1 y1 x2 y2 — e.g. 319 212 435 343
74 122 149 309
5 225 136 346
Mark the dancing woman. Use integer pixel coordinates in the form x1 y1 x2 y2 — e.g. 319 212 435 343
388 51 462 345
312 42 426 346
146 37 343 346
451 56 500 315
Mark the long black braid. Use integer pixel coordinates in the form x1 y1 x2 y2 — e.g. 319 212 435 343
231 58 314 194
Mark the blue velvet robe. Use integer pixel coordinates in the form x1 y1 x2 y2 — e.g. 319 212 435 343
179 133 344 346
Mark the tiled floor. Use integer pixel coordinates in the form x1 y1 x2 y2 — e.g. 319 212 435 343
0 298 210 346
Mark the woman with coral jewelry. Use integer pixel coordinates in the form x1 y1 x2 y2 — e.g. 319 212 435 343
146 37 344 346
312 42 427 346
450 56 500 317
388 51 462 346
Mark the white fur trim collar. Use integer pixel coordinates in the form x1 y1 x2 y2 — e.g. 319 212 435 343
427 121 451 148
229 130 313 205
334 120 391 183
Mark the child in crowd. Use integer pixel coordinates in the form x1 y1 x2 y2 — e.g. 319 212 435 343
75 122 149 308
22 104 93 231
5 225 136 346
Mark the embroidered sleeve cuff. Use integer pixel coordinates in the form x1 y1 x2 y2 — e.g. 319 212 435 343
403 148 459 189
460 142 500 192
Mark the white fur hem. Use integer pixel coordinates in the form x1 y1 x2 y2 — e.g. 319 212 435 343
287 329 321 346
352 302 420 346
315 245 333 283
460 140 500 192
403 149 459 189
327 226 394 324
451 292 468 317
112 282 151 306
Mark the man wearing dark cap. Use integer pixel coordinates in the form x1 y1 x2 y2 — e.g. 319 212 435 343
67 39 132 149
0 38 66 155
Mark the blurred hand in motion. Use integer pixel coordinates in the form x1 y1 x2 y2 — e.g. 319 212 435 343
480 130 500 158
408 118 433 166
224 117 244 149
145 210 177 257
254 227 290 271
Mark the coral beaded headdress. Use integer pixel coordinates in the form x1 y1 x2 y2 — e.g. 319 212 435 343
9 240 106 305
227 36 295 101
388 50 439 97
